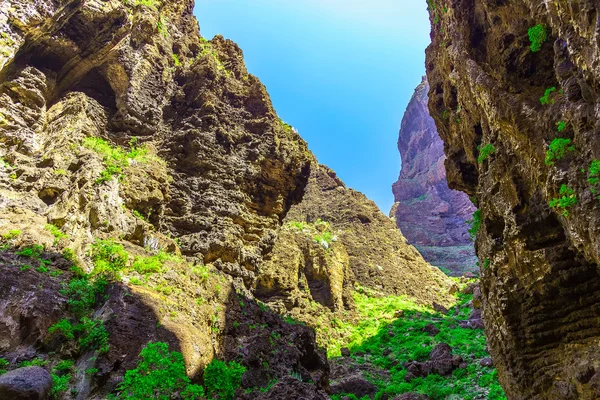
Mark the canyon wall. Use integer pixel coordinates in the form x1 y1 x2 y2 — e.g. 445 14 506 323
392 78 476 275
426 0 600 399
0 0 453 397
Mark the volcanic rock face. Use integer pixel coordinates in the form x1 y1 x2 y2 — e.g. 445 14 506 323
392 78 476 275
426 1 600 399
0 0 453 397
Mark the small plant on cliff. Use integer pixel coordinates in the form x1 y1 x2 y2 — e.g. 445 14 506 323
588 160 600 198
45 224 68 245
172 53 181 67
1 229 20 241
0 358 9 375
540 86 556 105
528 24 547 52
556 120 566 132
545 138 575 166
477 144 496 164
203 359 246 400
50 373 70 399
116 342 205 399
467 210 482 240
549 184 577 217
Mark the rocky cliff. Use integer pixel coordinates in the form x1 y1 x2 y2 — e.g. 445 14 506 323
0 0 454 398
392 78 476 275
426 1 600 399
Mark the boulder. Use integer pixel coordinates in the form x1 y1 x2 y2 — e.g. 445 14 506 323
0 366 52 400
330 375 377 398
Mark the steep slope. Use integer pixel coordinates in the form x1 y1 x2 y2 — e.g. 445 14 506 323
426 1 600 399
392 78 476 275
0 0 454 397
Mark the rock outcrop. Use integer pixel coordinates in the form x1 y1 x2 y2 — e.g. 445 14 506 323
392 78 476 275
0 0 454 397
426 1 600 399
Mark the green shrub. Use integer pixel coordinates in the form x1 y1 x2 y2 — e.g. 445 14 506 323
556 120 566 132
78 318 110 354
528 24 547 52
172 54 181 67
540 87 556 105
467 210 481 240
50 373 70 399
204 359 246 400
549 184 577 217
62 276 107 317
477 144 496 164
132 251 178 275
545 138 574 165
90 239 129 276
49 319 76 341
588 160 600 187
53 360 74 374
117 342 204 399
18 357 47 368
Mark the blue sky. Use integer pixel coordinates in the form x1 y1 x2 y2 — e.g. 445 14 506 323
194 0 431 213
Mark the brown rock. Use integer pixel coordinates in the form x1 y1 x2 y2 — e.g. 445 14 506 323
330 375 378 398
393 394 430 400
422 323 440 336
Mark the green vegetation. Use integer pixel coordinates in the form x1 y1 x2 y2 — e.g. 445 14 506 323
90 239 129 277
18 357 47 368
540 86 556 105
116 342 205 399
1 229 20 241
556 120 566 132
54 169 67 175
16 244 44 258
545 138 575 166
45 224 68 245
198 40 228 75
82 137 158 184
50 374 70 399
329 291 505 400
172 53 181 67
467 209 481 240
0 358 8 375
528 24 547 52
477 144 496 164
549 184 577 217
203 359 246 400
588 160 600 186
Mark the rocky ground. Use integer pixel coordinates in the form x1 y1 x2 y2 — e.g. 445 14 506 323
391 78 476 276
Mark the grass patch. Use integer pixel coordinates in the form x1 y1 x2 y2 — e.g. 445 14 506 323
540 87 556 105
467 209 481 240
329 292 506 400
45 224 68 245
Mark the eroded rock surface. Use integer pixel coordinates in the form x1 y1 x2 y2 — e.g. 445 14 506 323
426 1 600 398
0 0 454 397
392 78 476 275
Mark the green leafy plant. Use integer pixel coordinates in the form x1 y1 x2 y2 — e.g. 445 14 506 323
53 360 74 374
556 120 566 132
49 319 76 341
540 87 556 105
78 318 110 354
157 16 168 37
588 160 600 186
545 138 575 166
528 24 547 52
549 184 577 217
172 53 181 67
18 357 47 368
51 373 70 399
117 342 204 399
203 359 246 400
0 358 8 375
477 144 496 164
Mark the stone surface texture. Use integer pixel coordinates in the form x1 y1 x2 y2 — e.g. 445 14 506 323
392 78 476 275
426 0 600 399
